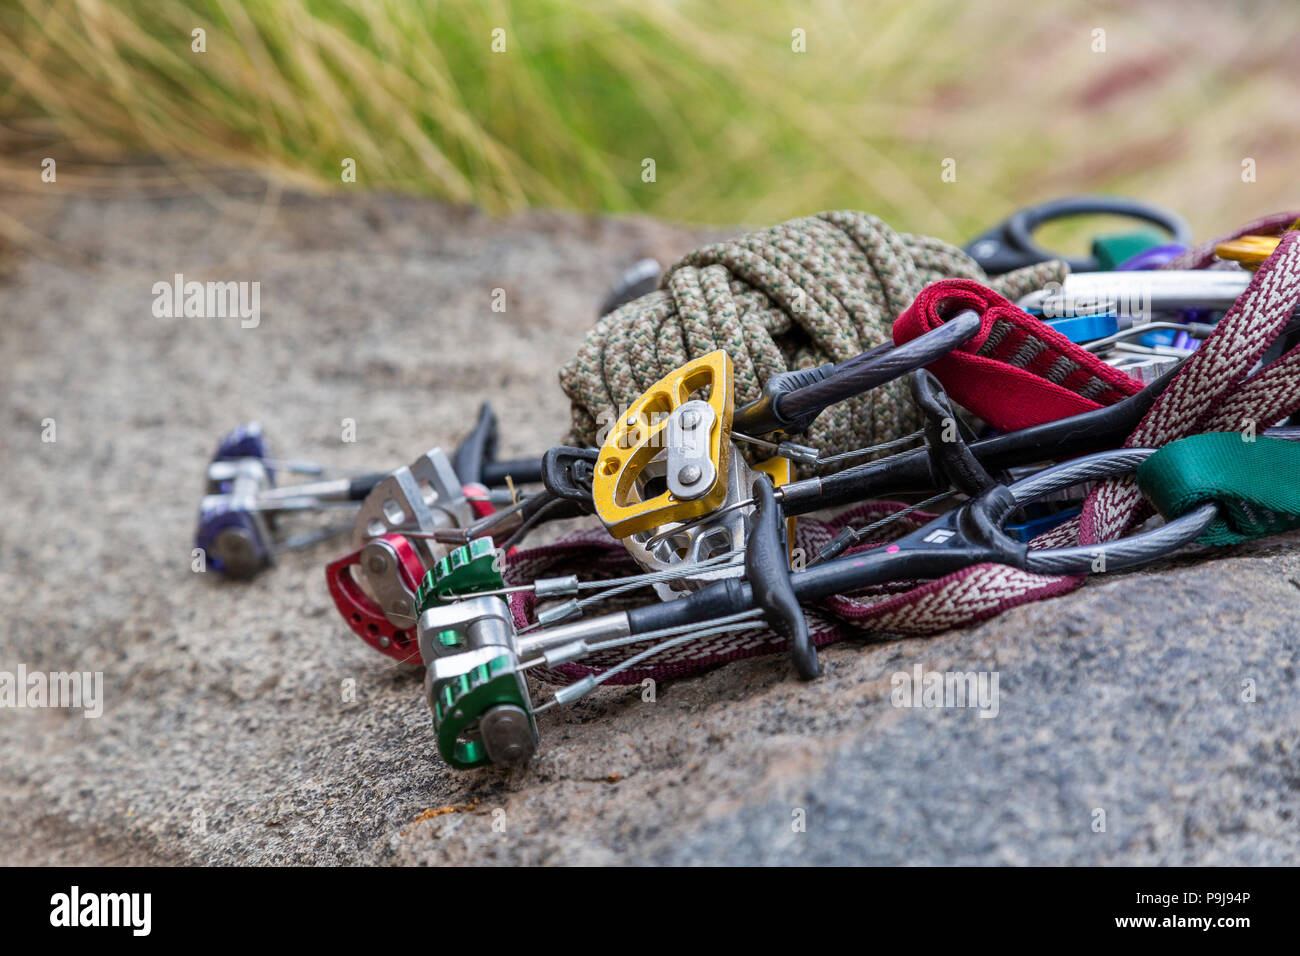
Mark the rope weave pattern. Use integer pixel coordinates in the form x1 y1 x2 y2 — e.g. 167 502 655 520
559 210 1066 462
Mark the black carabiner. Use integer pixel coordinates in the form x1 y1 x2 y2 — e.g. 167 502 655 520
731 308 982 436
910 369 997 498
964 195 1192 276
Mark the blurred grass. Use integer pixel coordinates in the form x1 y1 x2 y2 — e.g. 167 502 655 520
1 0 1298 241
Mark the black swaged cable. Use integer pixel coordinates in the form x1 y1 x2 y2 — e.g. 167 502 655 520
731 310 982 436
774 310 981 429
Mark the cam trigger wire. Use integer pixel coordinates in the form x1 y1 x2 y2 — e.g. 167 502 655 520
531 610 766 712
573 550 742 596
814 429 927 465
517 550 744 633
498 495 571 552
808 489 954 566
387 490 552 549
731 427 926 468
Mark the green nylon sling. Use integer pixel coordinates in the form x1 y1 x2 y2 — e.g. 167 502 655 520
1137 433 1300 546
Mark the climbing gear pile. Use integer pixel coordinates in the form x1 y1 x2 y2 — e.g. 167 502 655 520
194 196 1300 771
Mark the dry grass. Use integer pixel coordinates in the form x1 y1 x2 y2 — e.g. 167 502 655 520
1 0 1297 241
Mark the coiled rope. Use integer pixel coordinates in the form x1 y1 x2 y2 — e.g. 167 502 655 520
559 210 1067 463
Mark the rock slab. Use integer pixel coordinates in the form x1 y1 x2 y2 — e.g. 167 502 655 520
1 183 1297 865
